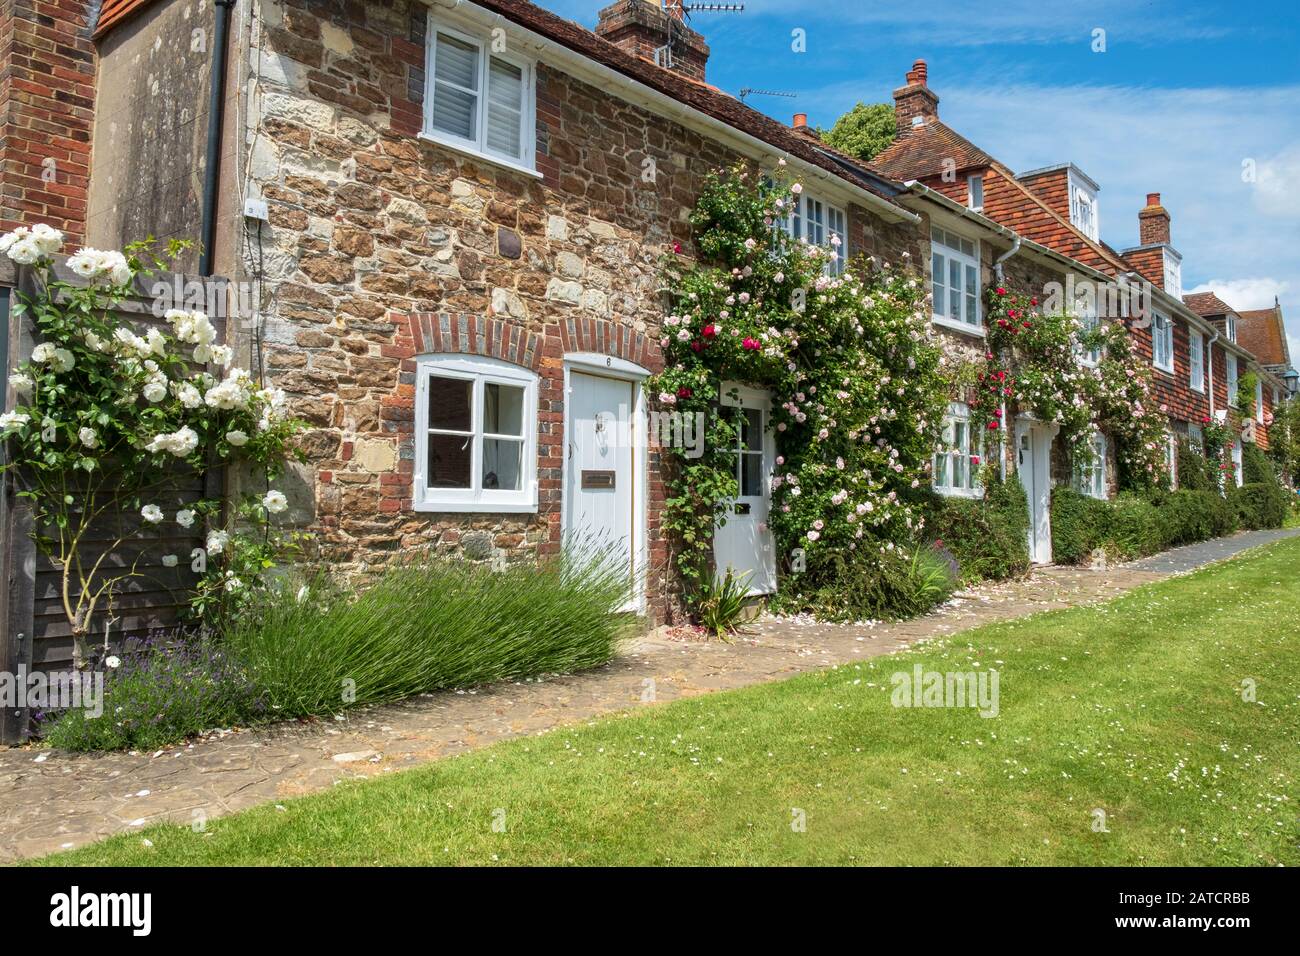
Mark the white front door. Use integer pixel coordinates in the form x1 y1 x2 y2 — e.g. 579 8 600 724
714 384 777 595
1016 419 1055 564
566 370 638 603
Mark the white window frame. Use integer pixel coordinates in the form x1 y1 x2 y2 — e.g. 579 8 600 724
1074 279 1101 366
1226 353 1239 406
1071 187 1097 242
1256 376 1265 423
1166 431 1178 485
1232 437 1243 488
967 175 984 212
1188 423 1203 452
413 354 538 513
422 15 538 177
930 226 982 334
1152 311 1174 373
1074 430 1107 500
1189 328 1205 392
781 192 848 275
933 402 983 498
1225 314 1237 343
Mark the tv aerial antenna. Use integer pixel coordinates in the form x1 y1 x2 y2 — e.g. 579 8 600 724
657 2 745 71
738 88 797 103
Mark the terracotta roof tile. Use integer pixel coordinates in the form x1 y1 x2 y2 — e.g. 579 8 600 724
1182 291 1235 317
869 120 994 181
468 1 904 203
1236 306 1290 367
95 0 159 38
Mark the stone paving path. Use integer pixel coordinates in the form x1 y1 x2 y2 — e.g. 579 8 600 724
2 528 1295 862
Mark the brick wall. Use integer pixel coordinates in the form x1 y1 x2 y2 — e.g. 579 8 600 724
0 0 95 243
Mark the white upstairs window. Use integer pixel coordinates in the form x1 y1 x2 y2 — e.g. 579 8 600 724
424 17 535 172
414 355 538 513
967 175 984 211
786 192 848 275
931 227 981 332
1226 353 1239 406
1152 312 1174 373
1256 376 1265 423
1189 329 1204 392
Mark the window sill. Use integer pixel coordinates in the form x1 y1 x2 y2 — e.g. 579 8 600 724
934 485 985 500
418 131 543 180
413 498 538 514
931 316 986 338
1152 363 1175 376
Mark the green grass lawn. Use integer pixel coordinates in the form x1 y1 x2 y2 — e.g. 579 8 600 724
35 539 1300 867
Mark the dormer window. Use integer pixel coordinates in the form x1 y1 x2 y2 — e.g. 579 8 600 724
1225 313 1237 343
1071 187 1096 241
967 175 984 212
1162 251 1182 298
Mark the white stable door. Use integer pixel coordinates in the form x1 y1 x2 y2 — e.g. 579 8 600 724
713 384 777 595
1016 419 1055 564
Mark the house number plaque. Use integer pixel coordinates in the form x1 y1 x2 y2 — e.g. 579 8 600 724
581 470 616 489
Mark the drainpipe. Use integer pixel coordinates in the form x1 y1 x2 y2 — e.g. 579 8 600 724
1206 330 1219 417
993 237 1020 480
198 0 237 277
992 235 1021 282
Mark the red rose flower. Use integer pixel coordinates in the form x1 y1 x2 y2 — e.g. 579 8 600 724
677 387 693 399
987 421 999 431
996 287 1007 296
702 324 717 338
690 340 703 352
742 337 761 351
672 242 683 254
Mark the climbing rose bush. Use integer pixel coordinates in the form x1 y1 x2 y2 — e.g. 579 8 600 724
652 164 948 609
969 285 1171 490
0 225 303 665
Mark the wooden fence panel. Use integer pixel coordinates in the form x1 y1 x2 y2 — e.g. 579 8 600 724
1 260 229 742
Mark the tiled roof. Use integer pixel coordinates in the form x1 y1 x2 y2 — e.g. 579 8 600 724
865 116 1129 275
469 0 904 204
1182 291 1235 317
1236 306 1290 367
980 162 1129 274
94 0 159 38
869 120 994 181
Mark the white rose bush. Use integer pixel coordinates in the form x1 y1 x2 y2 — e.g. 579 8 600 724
0 225 303 666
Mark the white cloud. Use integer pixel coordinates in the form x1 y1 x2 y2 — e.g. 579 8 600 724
1188 279 1288 312
1251 147 1300 220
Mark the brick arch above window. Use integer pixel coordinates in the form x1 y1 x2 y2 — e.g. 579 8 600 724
401 312 662 374
406 312 544 371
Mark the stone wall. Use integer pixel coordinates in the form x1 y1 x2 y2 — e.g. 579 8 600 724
237 0 916 620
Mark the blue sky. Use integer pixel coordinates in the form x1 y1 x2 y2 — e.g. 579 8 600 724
544 0 1300 367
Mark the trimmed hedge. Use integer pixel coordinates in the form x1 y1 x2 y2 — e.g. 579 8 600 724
1234 445 1291 529
921 476 1031 583
1052 486 1243 564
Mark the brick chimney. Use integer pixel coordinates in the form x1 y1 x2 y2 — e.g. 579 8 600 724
893 59 939 134
1139 192 1171 246
596 1 710 83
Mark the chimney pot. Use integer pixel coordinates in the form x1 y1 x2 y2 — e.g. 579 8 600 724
1146 192 1161 207
893 57 939 134
792 113 807 129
